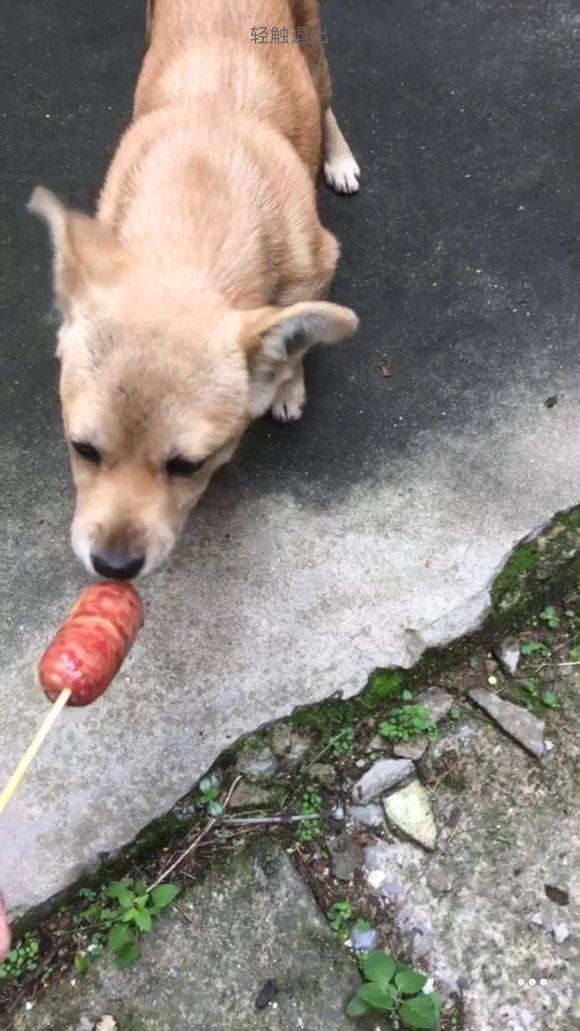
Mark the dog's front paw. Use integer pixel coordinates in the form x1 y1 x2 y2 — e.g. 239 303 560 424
271 376 306 424
324 153 361 194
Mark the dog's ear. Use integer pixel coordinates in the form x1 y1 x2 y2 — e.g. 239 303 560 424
240 301 358 409
28 187 128 315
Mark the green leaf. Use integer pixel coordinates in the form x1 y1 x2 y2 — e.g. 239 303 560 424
362 949 396 987
135 881 147 896
346 994 371 1017
542 691 558 708
399 992 441 1029
358 982 395 1012
74 952 89 975
199 777 212 794
122 908 139 923
135 895 149 910
105 883 135 909
450 707 461 720
208 799 224 817
402 689 413 701
152 884 181 909
107 924 133 952
395 970 428 995
115 941 141 968
134 909 153 933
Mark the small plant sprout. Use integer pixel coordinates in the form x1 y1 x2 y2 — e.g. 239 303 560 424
0 933 40 982
73 877 180 971
379 705 437 743
539 606 560 630
347 948 442 1028
521 641 550 659
328 900 353 942
198 776 224 817
328 726 356 758
297 786 323 843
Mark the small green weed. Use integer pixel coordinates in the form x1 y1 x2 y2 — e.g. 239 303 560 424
198 776 224 818
347 948 441 1028
539 606 560 630
73 877 180 970
328 726 356 758
519 679 558 713
521 641 550 659
0 933 40 983
297 786 323 843
379 705 437 743
328 900 353 942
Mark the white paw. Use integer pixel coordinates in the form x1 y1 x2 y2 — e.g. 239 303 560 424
271 377 306 424
324 153 361 194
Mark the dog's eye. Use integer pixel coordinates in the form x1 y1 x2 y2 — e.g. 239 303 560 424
166 455 205 477
71 441 101 465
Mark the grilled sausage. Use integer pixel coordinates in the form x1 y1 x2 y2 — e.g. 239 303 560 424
39 582 143 706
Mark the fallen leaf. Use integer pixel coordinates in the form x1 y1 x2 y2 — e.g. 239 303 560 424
378 360 393 378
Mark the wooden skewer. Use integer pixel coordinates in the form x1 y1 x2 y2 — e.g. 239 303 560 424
0 689 71 815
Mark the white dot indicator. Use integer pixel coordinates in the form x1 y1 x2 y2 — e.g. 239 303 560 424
540 978 548 987
517 978 525 987
528 978 537 986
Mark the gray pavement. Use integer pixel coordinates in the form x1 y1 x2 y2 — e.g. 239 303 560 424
1 0 579 913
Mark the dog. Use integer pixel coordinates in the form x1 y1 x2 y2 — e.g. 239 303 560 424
30 0 360 578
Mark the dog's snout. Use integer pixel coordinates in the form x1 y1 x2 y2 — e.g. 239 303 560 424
91 550 145 581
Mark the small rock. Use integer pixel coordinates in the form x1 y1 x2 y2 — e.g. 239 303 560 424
229 781 273 810
383 781 438 850
237 746 279 780
351 923 380 951
309 763 337 788
368 734 388 751
414 686 455 724
496 637 521 676
545 883 569 906
270 726 310 768
255 980 279 1009
530 912 544 927
349 803 385 829
328 832 364 881
552 922 569 944
331 802 345 821
468 687 545 758
95 1020 117 1031
353 758 414 804
393 736 428 760
426 866 456 894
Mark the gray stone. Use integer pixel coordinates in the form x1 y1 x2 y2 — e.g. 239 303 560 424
228 781 273 810
426 866 456 894
309 763 337 788
349 803 385 829
13 844 360 1031
496 637 522 676
350 924 379 951
393 736 429 760
328 832 364 882
352 757 414 804
414 686 455 724
236 745 279 779
468 687 546 758
270 726 311 769
383 781 438 851
368 735 388 752
552 923 570 944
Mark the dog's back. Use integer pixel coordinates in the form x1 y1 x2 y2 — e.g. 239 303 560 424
137 0 323 177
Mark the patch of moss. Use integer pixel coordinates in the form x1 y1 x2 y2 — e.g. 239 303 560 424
491 543 540 610
362 669 406 709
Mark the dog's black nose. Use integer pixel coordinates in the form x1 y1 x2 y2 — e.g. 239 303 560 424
91 550 145 580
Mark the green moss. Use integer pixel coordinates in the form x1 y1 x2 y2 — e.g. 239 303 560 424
491 543 540 609
362 669 406 709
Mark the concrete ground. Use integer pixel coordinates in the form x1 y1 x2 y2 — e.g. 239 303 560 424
13 843 362 1031
1 0 579 914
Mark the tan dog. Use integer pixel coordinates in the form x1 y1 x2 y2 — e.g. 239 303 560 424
30 0 360 578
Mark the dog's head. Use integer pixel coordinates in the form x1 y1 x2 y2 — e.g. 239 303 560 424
31 188 358 576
